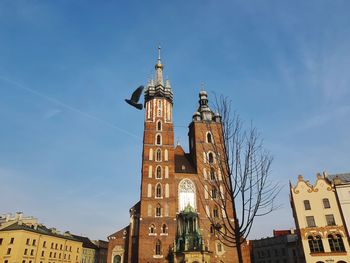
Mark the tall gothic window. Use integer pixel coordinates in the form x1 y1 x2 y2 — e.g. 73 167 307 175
161 224 167 234
210 168 215 180
328 234 345 252
178 179 196 211
155 240 161 255
157 121 162 131
156 134 161 145
156 204 161 217
149 224 155 234
156 149 161 161
156 184 162 198
156 166 162 179
157 100 162 117
213 206 219 218
211 187 217 199
208 152 214 164
207 132 213 143
308 236 324 253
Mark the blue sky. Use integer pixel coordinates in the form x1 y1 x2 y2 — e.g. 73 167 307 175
0 0 349 240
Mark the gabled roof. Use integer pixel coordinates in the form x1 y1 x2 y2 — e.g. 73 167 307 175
328 173 350 183
0 222 80 242
174 145 196 174
71 235 98 249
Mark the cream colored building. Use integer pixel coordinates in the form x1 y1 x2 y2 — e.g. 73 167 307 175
0 212 82 263
290 173 350 263
72 235 98 263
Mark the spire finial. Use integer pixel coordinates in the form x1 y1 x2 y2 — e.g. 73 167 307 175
158 45 161 62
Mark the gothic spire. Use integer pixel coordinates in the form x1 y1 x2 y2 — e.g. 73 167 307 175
155 45 164 86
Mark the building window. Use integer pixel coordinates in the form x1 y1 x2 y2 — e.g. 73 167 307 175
325 214 336 226
147 183 152 197
323 198 331 209
149 224 156 234
156 149 161 161
161 224 167 234
148 204 152 216
32 239 36 246
43 241 46 248
164 149 168 161
24 248 28 255
22 260 25 263
303 200 311 210
210 168 215 180
308 236 324 253
0 238 3 245
156 166 162 179
7 248 11 255
157 121 162 131
207 132 213 143
208 152 214 164
328 234 346 252
26 238 30 245
41 251 44 257
306 216 316 227
217 242 222 252
156 134 162 145
155 240 161 255
213 206 219 218
157 100 162 117
31 249 34 256
211 187 217 199
156 184 162 198
156 204 161 217
10 237 14 244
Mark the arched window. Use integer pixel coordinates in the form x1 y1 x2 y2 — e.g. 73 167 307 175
149 148 153 161
208 152 214 164
213 206 219 218
178 179 196 211
156 184 162 198
161 224 167 234
147 184 152 197
113 255 121 263
210 168 215 180
156 134 162 145
156 166 162 179
207 132 213 143
308 235 324 253
328 234 345 252
157 121 162 131
156 204 161 217
304 200 311 210
211 187 217 199
157 100 162 117
148 165 153 178
149 224 156 234
323 198 331 209
155 240 161 255
156 149 161 161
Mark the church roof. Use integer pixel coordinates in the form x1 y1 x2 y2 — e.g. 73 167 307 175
174 145 196 174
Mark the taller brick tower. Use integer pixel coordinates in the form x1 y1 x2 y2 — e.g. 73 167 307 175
107 49 239 263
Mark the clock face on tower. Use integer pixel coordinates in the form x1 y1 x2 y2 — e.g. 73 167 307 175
178 178 196 211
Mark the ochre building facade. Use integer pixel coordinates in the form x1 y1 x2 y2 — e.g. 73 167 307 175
108 51 239 263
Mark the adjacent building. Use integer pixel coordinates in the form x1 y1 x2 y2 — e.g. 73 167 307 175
107 49 239 262
0 212 83 263
72 235 99 263
327 173 350 241
251 230 304 263
290 173 350 263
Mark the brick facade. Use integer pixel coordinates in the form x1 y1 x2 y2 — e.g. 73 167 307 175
108 51 239 263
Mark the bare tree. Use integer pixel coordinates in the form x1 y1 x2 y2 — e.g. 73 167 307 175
198 95 281 263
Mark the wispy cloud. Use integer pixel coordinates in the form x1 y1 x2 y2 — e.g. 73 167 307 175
43 109 63 120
